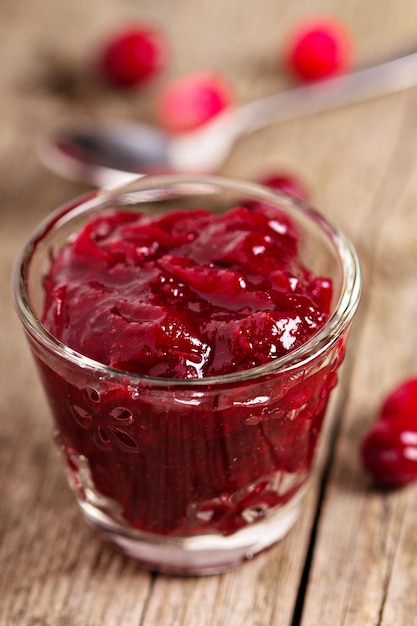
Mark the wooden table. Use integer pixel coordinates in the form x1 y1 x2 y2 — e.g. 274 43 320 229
3 1 417 624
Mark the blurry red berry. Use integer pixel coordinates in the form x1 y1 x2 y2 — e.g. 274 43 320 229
157 71 233 133
285 17 352 82
98 25 166 87
361 415 417 487
361 377 417 487
380 378 417 421
258 173 309 202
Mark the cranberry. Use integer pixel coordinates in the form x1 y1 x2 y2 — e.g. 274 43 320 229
361 415 417 487
380 378 417 420
361 378 417 487
157 71 233 132
285 17 352 82
98 25 166 87
258 173 309 202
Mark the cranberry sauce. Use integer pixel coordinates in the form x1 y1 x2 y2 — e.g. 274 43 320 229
42 204 332 377
38 202 342 536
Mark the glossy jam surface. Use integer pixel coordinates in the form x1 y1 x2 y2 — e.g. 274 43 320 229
43 204 332 378
39 202 342 537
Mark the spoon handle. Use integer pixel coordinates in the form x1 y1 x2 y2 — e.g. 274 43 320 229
227 50 417 136
170 50 417 171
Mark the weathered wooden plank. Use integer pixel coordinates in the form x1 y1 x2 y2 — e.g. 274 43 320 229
300 87 417 626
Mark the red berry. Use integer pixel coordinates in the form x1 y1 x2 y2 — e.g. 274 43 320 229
98 26 166 87
157 71 233 133
380 378 417 420
361 415 417 487
361 377 417 487
258 173 309 202
285 17 352 82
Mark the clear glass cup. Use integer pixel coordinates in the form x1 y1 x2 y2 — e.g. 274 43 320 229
13 175 361 575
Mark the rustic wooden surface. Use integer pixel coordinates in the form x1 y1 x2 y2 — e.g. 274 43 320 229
2 1 417 624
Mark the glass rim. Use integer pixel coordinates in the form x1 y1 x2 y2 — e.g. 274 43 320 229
12 174 362 388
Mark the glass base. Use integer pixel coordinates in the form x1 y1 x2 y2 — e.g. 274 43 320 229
78 487 307 575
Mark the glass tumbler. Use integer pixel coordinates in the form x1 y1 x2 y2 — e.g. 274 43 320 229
13 175 361 575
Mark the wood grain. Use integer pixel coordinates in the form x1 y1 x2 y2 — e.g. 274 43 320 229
2 0 417 624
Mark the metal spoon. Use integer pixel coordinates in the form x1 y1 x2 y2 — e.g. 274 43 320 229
41 48 417 188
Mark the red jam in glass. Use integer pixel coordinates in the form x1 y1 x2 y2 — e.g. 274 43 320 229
39 202 340 536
